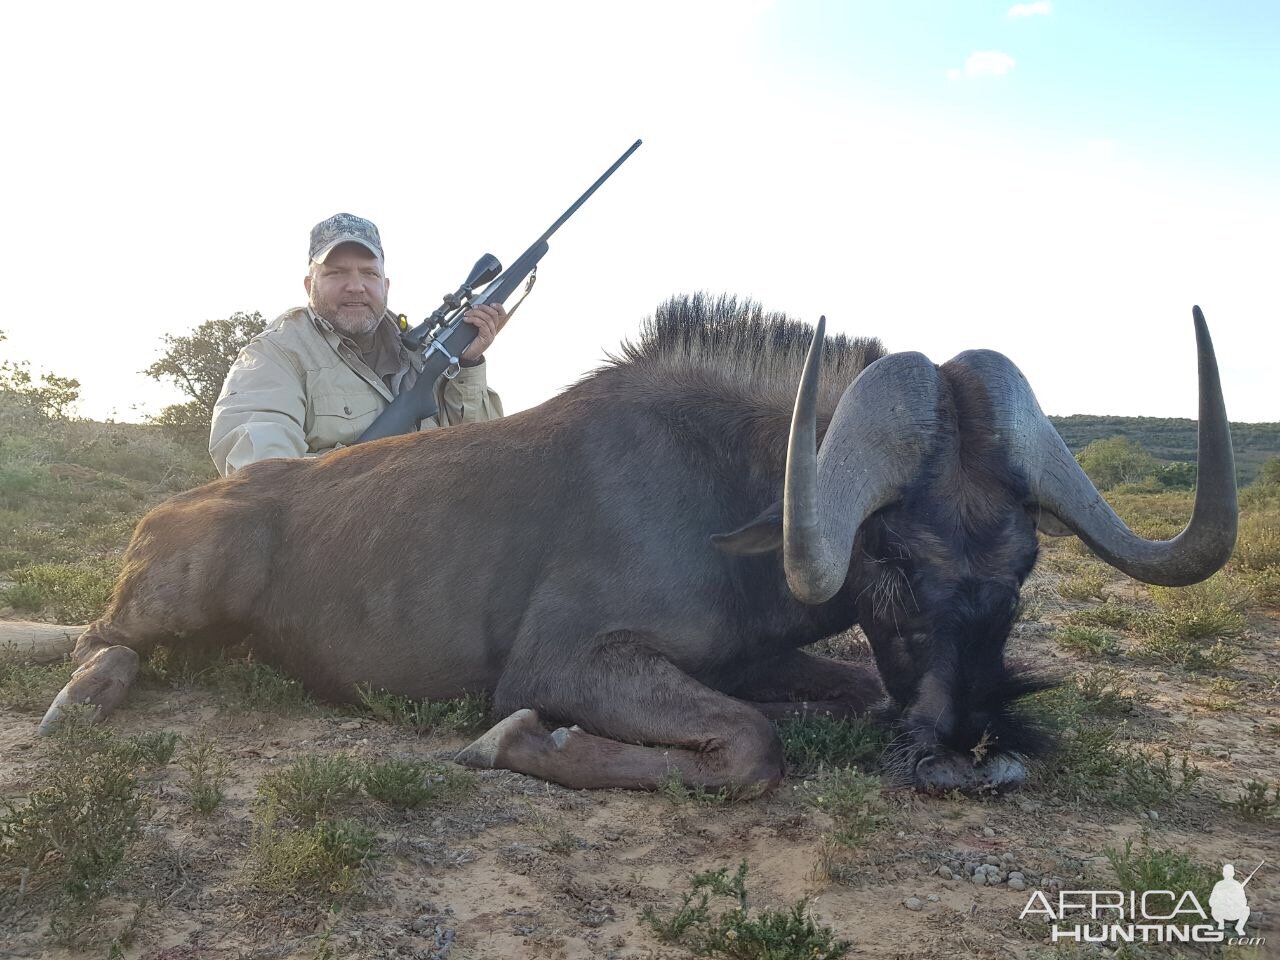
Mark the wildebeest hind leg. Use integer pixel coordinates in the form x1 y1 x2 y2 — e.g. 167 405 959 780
39 540 239 735
457 634 785 792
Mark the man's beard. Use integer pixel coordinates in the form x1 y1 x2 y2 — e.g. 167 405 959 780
312 294 383 337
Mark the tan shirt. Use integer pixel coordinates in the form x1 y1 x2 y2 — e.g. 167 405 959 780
209 306 503 476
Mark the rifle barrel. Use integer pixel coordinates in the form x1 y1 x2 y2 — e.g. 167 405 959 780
536 139 642 246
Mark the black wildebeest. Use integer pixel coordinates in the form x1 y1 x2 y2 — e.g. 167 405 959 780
37 295 1237 792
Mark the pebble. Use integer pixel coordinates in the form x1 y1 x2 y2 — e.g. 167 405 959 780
937 866 953 879
1148 810 1159 821
927 894 940 903
1002 852 1017 865
1009 872 1025 882
982 827 996 838
1008 877 1027 891
338 720 362 730
903 897 924 911
972 873 987 887
984 855 1000 867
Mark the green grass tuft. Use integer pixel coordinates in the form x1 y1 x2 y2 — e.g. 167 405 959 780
776 713 889 776
248 817 377 899
178 736 230 815
0 655 74 712
798 767 886 847
1104 839 1215 910
1055 625 1121 658
643 860 851 959
1228 779 1280 819
355 685 489 736
0 714 144 906
258 755 361 822
359 757 472 810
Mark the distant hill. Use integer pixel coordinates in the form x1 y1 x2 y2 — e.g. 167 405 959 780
1049 415 1280 484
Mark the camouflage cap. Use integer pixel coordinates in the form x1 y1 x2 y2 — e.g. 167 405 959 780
309 212 384 263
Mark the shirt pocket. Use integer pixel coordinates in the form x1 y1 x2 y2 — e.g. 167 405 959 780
307 391 383 451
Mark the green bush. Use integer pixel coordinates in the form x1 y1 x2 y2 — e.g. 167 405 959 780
1076 436 1158 491
776 714 889 776
5 560 117 622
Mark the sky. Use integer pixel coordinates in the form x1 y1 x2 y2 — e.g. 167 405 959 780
1 0 1277 424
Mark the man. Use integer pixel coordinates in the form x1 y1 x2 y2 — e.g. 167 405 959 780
209 213 505 476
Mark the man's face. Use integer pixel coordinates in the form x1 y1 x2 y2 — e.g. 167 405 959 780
305 243 389 337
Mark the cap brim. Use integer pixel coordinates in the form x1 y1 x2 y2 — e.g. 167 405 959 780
313 236 383 263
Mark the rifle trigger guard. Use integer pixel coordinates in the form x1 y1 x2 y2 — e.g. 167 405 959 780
443 361 461 380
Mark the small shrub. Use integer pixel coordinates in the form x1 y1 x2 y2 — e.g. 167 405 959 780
1229 780 1279 819
0 656 74 712
207 655 312 711
643 861 851 959
259 756 360 822
1148 574 1254 640
178 737 229 815
360 758 472 810
248 817 377 898
1241 564 1280 608
5 560 117 622
123 730 179 766
798 768 886 847
1134 633 1240 672
1064 603 1138 631
0 716 144 904
1076 436 1157 491
523 804 580 855
1104 839 1215 909
355 685 489 736
1072 668 1139 717
1113 747 1202 810
1233 513 1280 571
776 713 889 776
1054 625 1121 659
659 769 745 806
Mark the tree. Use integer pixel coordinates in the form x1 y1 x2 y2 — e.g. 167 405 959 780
1075 435 1158 491
0 327 81 420
144 311 266 441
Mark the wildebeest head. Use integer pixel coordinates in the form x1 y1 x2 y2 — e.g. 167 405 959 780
719 309 1236 792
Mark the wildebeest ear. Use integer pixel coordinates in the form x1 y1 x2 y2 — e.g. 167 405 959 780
711 500 783 555
1026 504 1074 538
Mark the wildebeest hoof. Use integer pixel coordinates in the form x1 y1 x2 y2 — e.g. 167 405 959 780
914 752 1026 792
456 708 546 769
37 645 140 736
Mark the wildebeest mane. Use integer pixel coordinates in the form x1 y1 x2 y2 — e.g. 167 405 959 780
604 293 886 404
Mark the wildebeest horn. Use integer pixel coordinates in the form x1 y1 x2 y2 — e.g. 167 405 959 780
946 306 1236 587
784 318 943 603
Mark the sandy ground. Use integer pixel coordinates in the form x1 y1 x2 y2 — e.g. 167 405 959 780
1 568 1277 960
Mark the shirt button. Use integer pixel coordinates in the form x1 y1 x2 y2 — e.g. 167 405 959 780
344 405 352 414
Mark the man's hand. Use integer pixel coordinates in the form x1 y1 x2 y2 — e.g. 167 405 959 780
460 304 508 363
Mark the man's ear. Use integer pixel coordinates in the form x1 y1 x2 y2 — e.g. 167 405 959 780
304 274 313 297
710 500 783 555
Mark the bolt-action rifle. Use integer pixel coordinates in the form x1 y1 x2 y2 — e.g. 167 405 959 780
355 139 643 443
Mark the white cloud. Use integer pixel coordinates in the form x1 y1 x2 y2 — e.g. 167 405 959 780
1008 1 1052 17
947 50 1017 81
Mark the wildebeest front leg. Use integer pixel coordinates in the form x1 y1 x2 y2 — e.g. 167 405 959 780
731 650 885 721
457 633 785 792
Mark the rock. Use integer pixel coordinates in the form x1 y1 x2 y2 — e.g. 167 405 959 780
927 894 940 903
896 830 906 839
972 873 987 887
1008 872 1025 882
936 866 953 879
1002 852 1017 865
903 897 924 911
984 855 1000 867
1147 810 1159 821
982 827 996 838
339 720 362 731
1008 876 1026 891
